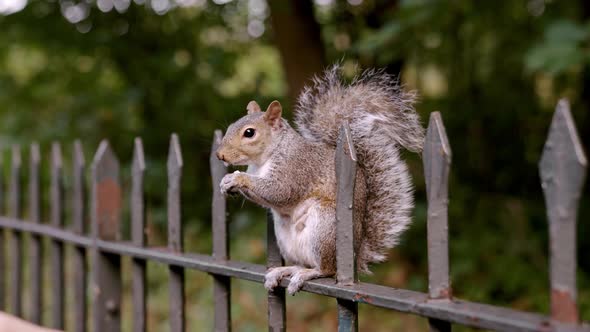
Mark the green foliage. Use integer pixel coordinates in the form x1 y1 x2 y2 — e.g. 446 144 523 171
526 20 590 74
0 0 589 329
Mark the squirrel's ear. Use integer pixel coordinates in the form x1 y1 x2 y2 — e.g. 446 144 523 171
246 101 261 114
264 100 282 128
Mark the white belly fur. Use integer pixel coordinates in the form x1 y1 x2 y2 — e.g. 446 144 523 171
271 201 321 268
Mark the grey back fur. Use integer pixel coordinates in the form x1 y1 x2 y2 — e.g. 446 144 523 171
294 65 425 269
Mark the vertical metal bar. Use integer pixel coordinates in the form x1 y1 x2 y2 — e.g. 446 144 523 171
167 134 185 332
132 138 147 332
335 122 358 332
423 112 453 332
51 142 65 329
210 130 231 332
29 143 42 324
9 145 22 317
91 140 122 332
0 152 4 312
539 99 587 324
72 140 87 332
266 211 286 332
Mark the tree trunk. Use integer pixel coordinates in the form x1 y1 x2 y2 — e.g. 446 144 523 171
268 0 326 104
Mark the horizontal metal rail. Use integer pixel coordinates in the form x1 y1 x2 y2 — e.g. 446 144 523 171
0 216 587 332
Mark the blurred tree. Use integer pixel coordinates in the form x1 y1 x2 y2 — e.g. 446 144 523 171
268 0 325 103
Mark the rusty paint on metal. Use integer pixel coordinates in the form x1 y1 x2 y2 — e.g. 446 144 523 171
352 293 373 304
91 140 122 332
97 179 122 241
551 288 579 323
432 287 453 300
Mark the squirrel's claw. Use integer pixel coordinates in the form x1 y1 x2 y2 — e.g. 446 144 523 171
264 276 279 291
287 268 325 296
287 280 304 295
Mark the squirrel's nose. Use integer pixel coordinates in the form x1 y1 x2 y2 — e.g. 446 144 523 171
216 151 225 161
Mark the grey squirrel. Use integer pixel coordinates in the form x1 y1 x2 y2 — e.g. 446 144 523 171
216 65 424 295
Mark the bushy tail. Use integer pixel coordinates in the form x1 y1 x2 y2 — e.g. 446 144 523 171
294 65 424 270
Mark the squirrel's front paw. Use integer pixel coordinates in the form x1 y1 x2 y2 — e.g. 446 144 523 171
220 171 243 196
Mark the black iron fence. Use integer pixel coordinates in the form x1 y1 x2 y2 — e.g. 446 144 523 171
0 99 587 332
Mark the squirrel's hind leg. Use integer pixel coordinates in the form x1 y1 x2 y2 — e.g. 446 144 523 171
264 266 329 295
286 268 327 295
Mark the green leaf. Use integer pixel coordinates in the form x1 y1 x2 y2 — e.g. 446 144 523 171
354 21 401 53
545 20 588 44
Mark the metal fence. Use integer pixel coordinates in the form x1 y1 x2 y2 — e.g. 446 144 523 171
0 99 587 332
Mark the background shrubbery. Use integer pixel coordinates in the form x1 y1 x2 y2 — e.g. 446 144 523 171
1 0 589 330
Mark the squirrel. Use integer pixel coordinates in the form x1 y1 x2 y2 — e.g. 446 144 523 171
216 65 424 295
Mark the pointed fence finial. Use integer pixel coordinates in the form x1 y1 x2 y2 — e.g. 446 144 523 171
50 142 65 329
28 142 42 324
335 121 359 332
167 133 185 332
91 140 122 332
71 139 87 332
29 143 40 223
132 137 146 246
131 137 147 332
74 140 85 170
10 144 22 218
91 140 121 240
72 140 86 234
8 144 22 317
167 133 183 178
539 99 587 324
335 121 358 285
424 111 453 332
423 111 452 300
210 130 231 331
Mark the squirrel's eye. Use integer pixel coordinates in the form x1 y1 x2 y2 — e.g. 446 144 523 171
243 128 256 138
